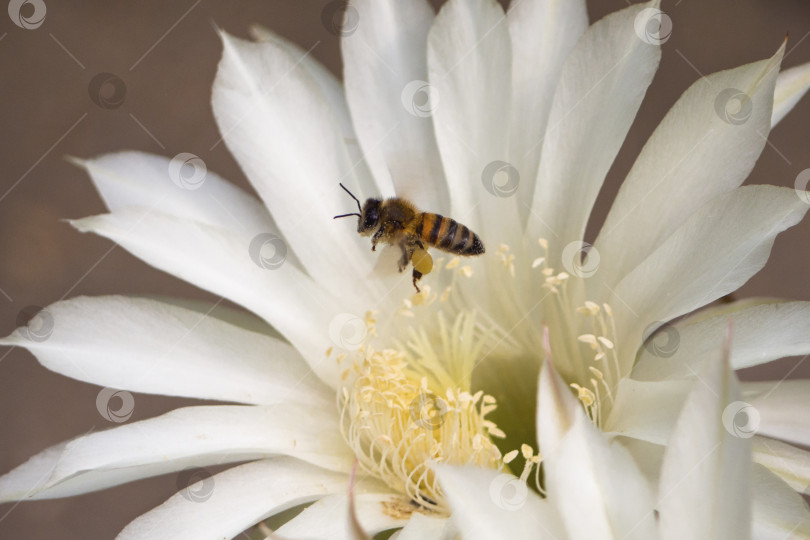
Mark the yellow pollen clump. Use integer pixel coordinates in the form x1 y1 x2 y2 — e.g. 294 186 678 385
339 345 504 512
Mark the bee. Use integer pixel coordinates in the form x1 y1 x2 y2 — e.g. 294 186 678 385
334 183 485 291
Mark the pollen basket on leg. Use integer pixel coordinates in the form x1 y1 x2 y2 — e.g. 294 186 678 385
338 312 505 512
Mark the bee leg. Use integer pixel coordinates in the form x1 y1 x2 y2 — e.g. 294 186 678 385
371 222 401 252
397 241 411 273
371 227 385 252
412 269 422 292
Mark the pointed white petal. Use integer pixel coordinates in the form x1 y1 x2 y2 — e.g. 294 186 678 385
248 24 381 201
152 295 283 338
70 209 347 387
658 348 751 540
427 0 516 239
604 378 691 445
753 436 810 494
745 380 810 447
436 465 561 540
0 296 329 407
274 492 410 539
527 0 660 253
596 44 785 287
73 151 274 238
118 458 349 540
342 0 446 209
751 464 810 539
772 61 810 127
211 33 383 301
611 185 808 371
634 301 810 381
506 0 587 206
0 404 351 502
546 413 657 540
393 512 453 540
536 358 579 457
617 437 666 493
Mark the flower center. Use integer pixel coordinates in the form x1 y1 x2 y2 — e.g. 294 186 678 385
338 311 507 512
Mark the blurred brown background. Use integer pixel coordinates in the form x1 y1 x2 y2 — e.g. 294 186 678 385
0 0 809 538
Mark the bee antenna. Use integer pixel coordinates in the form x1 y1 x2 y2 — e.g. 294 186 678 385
339 183 362 213
333 213 361 220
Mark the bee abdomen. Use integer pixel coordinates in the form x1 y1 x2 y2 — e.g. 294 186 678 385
419 213 485 256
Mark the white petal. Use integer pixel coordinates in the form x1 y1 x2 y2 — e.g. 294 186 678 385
70 209 347 387
604 378 691 445
634 300 810 381
751 464 810 539
546 413 657 540
611 185 808 371
658 346 750 540
506 0 587 210
436 465 560 540
342 0 447 209
536 358 579 457
527 0 660 253
118 458 349 540
73 151 274 238
753 436 810 494
211 33 382 301
772 61 810 127
0 296 329 407
274 492 410 539
247 24 381 201
0 404 351 502
427 0 516 238
745 380 810 447
392 512 453 540
595 43 785 287
617 437 665 493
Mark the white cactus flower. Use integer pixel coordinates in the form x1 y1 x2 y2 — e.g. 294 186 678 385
3 0 810 538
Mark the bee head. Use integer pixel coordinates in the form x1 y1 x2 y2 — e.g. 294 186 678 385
358 199 381 235
334 183 382 235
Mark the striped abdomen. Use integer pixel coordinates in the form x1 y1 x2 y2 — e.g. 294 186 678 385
417 213 485 256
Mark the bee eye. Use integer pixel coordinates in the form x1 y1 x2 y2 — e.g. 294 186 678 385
364 208 378 229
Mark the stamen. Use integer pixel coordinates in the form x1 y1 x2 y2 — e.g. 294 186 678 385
339 313 507 511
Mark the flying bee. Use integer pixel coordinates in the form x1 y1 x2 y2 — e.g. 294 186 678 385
334 183 485 291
